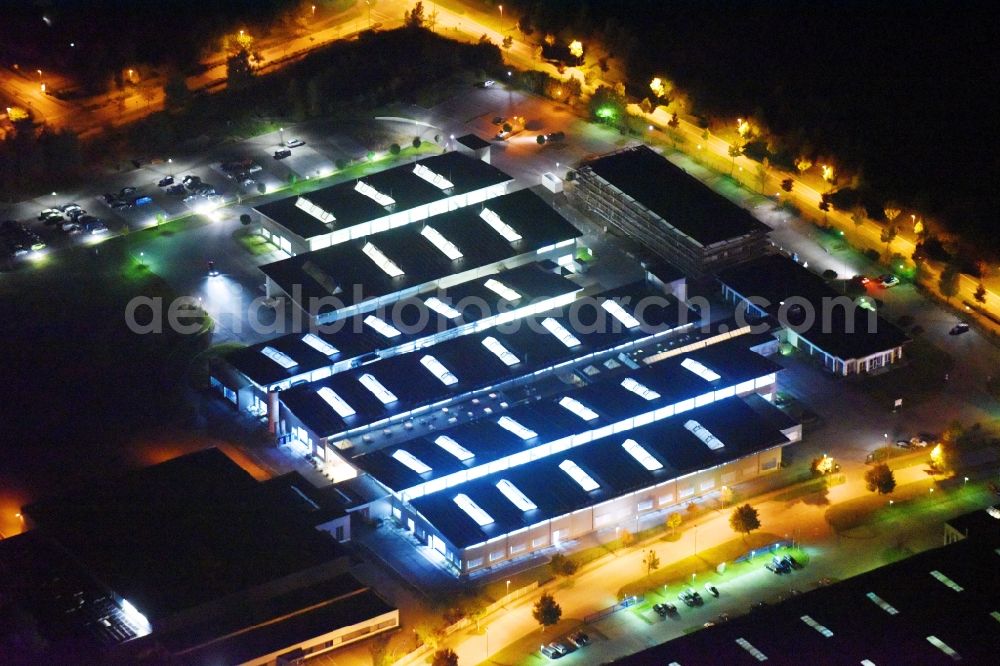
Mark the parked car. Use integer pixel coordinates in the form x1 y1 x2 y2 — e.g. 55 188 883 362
896 439 913 449
568 632 590 647
166 184 186 195
57 202 81 212
782 554 803 569
39 208 63 221
475 79 495 88
119 186 137 196
704 584 719 597
878 274 900 288
157 175 174 187
492 116 506 125
545 131 566 142
285 138 305 148
132 196 154 206
765 562 782 574
540 644 565 659
653 603 676 617
772 556 792 574
60 220 82 233
82 218 109 235
949 322 970 335
273 149 292 160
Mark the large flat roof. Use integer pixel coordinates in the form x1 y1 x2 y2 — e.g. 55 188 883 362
226 262 580 387
717 253 911 360
279 284 698 440
410 396 789 548
614 534 1000 665
23 449 342 622
581 145 769 246
350 339 781 493
259 188 581 317
254 151 512 240
0 531 139 664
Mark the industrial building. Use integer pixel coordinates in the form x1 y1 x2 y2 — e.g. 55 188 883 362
318 336 798 574
15 449 397 665
254 151 512 256
260 188 581 323
572 145 770 278
615 506 1000 665
718 253 910 375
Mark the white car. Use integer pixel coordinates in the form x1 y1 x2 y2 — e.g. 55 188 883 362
285 138 305 148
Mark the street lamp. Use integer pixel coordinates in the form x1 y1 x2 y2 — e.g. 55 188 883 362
498 4 503 35
506 579 511 596
36 69 42 82
279 126 285 146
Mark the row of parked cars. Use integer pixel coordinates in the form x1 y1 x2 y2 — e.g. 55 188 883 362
540 631 589 660
3 220 46 258
101 186 153 211
39 203 107 235
764 553 802 575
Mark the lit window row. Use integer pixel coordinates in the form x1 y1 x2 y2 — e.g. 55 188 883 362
420 225 463 260
559 396 599 421
929 570 964 592
681 357 722 382
362 242 405 278
800 615 834 638
359 373 397 404
866 592 899 615
454 493 494 526
412 163 454 190
541 317 581 348
735 638 767 662
621 377 661 401
496 479 537 511
354 180 395 206
497 415 537 440
261 345 297 369
317 387 356 418
684 420 724 450
364 314 402 339
420 355 458 386
302 333 339 357
559 459 600 491
482 336 520 366
393 449 431 474
926 636 960 661
484 278 521 302
622 438 663 470
425 296 462 319
294 196 335 224
601 299 641 328
480 207 522 242
435 435 474 461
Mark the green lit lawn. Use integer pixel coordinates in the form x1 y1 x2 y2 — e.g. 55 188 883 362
826 480 991 533
235 230 277 256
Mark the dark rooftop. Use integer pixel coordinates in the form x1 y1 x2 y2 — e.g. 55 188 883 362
259 188 581 318
945 505 1000 544
0 531 137 665
582 145 769 246
23 449 342 622
410 396 790 548
456 134 491 151
614 534 1000 665
254 151 512 240
717 253 911 360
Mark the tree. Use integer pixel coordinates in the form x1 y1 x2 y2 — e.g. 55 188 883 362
226 49 254 90
415 621 445 650
795 157 812 175
588 85 626 127
532 593 562 630
864 463 896 495
404 1 425 29
389 143 401 155
164 74 190 110
883 203 902 226
239 213 251 226
781 178 794 193
549 552 578 577
432 648 459 666
666 512 682 536
850 205 866 230
881 225 897 258
412 137 422 148
728 144 742 176
729 504 761 537
939 264 960 302
720 485 735 508
518 15 534 36
619 529 635 548
756 162 768 193
975 283 987 304
368 632 394 666
536 135 546 144
639 97 653 115
502 35 513 49
642 549 660 577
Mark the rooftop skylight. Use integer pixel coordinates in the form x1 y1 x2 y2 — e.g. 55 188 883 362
354 180 395 206
392 449 431 474
497 415 537 440
412 163 454 190
316 387 356 419
541 317 581 348
559 459 600 491
261 346 297 369
359 373 398 404
622 438 663 470
480 207 522 242
482 336 520 366
684 420 724 450
362 242 404 277
496 479 537 511
294 196 335 224
620 377 661 401
601 299 641 328
681 357 722 382
454 493 494 526
302 333 339 357
420 355 458 386
558 396 599 421
421 226 463 260
434 435 474 461
364 314 402 338
425 296 462 319
484 278 521 302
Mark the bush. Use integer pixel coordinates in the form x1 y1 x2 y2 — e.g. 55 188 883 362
822 269 837 280
549 553 578 577
389 143 401 155
863 248 880 262
412 137 422 148
536 135 546 144
335 157 349 170
256 182 266 194
239 213 251 226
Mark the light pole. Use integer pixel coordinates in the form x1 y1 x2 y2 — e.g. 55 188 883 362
279 126 285 147
506 579 511 597
498 4 503 35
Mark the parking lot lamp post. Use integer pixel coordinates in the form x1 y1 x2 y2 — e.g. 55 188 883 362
498 5 503 35
506 579 511 597
279 127 285 147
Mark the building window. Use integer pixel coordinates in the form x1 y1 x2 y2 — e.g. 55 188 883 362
335 526 345 541
489 550 505 562
761 458 777 470
467 557 484 569
637 499 654 511
678 486 694 499
700 479 715 492
510 543 526 554
532 536 548 548
721 472 736 484
658 493 674 506
391 507 402 521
